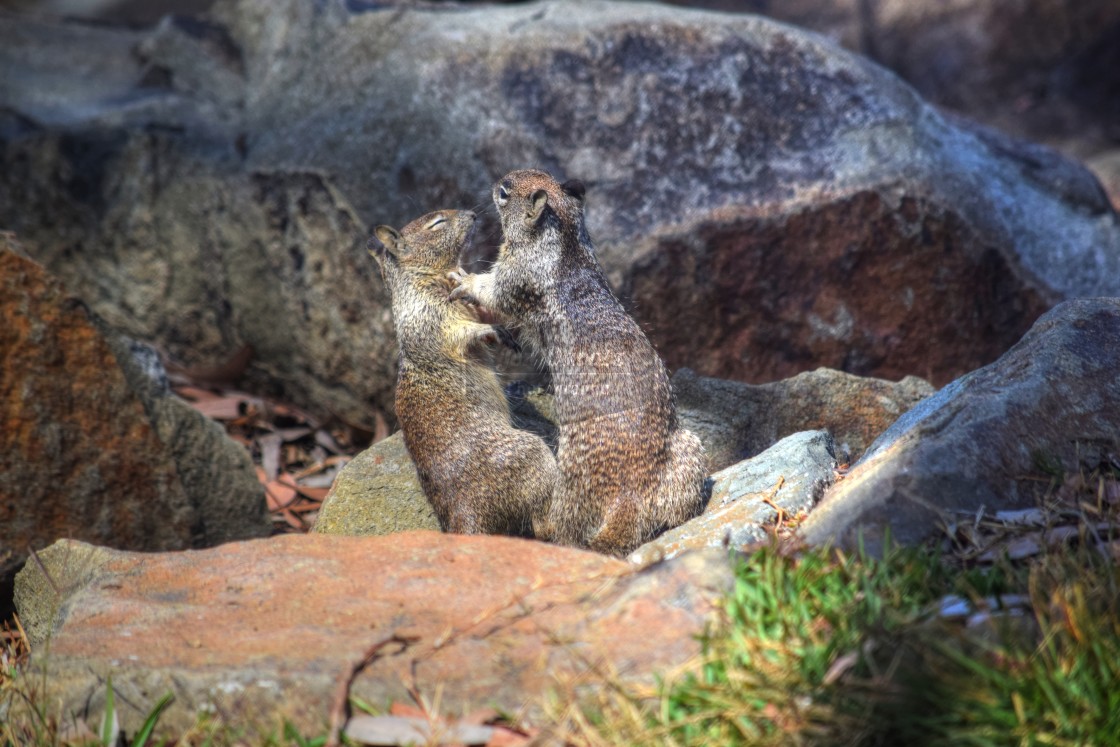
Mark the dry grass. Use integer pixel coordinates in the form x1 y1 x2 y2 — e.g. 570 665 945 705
553 465 1120 747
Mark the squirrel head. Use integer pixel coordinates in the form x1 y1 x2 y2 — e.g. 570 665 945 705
368 210 476 280
493 169 585 240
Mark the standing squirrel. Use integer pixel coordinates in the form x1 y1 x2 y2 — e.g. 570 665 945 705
450 170 708 555
369 209 557 537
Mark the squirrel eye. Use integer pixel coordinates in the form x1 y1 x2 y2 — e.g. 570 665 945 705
427 217 447 230
497 185 510 205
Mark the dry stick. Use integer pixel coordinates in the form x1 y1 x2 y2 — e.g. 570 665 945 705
325 633 419 747
27 548 60 596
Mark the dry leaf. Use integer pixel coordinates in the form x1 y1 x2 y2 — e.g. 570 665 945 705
260 433 283 482
265 480 298 511
345 715 493 746
189 395 247 421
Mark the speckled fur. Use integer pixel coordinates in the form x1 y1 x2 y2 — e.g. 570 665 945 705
370 209 557 537
451 171 708 555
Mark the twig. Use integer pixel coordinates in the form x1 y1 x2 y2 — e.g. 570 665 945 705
27 548 60 596
325 633 418 747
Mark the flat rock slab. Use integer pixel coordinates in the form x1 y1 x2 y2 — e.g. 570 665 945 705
15 533 732 737
630 430 837 565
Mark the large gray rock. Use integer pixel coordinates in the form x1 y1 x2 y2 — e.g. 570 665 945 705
716 0 1120 161
630 430 838 565
2 0 1117 424
100 328 270 545
675 367 933 470
800 297 1120 554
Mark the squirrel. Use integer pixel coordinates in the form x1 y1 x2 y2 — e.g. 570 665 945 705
450 170 708 556
369 209 558 538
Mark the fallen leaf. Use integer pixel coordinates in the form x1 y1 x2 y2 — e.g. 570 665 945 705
275 427 313 443
189 395 248 421
822 650 859 685
173 386 221 402
345 715 493 746
294 484 330 502
992 508 1045 526
265 480 298 511
260 433 283 482
388 702 428 720
486 725 535 747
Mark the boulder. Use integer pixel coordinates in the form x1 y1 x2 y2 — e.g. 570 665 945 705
863 0 1120 160
800 298 1120 554
695 0 1120 160
0 249 268 616
313 433 438 536
674 367 932 471
2 0 1117 423
630 430 838 565
0 250 196 612
99 329 270 545
13 533 733 737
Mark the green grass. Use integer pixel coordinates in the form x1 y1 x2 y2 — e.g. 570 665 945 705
561 519 1120 746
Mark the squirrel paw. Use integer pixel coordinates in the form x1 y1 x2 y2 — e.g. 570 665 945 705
448 268 476 303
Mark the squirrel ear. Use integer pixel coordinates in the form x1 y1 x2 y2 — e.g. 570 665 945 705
527 189 549 225
561 179 585 202
369 225 401 260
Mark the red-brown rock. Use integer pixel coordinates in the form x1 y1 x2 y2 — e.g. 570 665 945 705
13 533 731 737
0 250 197 605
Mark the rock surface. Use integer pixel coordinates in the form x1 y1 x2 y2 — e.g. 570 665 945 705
316 368 924 537
675 367 933 470
800 298 1120 554
0 250 196 609
630 430 837 565
14 533 733 737
313 434 438 536
863 0 1120 160
109 333 270 545
686 0 1120 161
0 249 269 614
2 0 1117 424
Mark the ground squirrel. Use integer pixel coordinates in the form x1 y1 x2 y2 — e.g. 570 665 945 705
369 209 558 537
450 170 708 555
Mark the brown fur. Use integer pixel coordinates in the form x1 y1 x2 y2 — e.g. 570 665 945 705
450 171 708 555
370 209 557 537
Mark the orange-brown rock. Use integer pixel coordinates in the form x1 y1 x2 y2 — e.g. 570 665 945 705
14 532 732 737
0 250 197 611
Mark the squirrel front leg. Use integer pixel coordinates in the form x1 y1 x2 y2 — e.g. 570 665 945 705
450 320 502 350
448 268 497 308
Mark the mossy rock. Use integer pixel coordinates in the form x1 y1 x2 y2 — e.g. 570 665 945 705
313 434 439 536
